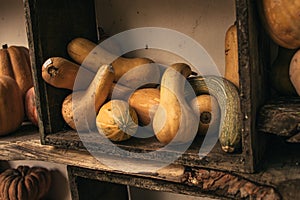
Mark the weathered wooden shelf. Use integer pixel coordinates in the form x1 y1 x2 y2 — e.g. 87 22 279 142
44 129 245 172
0 124 299 200
258 97 300 143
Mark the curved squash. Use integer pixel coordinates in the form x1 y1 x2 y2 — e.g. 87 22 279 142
153 63 198 144
61 64 114 130
128 88 160 126
67 37 161 88
187 76 242 153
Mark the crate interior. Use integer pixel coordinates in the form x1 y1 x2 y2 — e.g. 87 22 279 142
25 0 275 173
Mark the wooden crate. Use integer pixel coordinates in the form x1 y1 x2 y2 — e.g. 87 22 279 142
24 0 275 173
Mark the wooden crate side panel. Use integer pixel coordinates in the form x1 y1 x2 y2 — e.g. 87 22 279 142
247 0 270 171
235 0 269 172
24 0 98 140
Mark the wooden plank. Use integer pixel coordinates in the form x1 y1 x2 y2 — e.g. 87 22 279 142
258 98 300 137
235 0 271 173
68 165 281 200
44 130 247 173
68 175 129 200
0 126 299 199
24 0 98 141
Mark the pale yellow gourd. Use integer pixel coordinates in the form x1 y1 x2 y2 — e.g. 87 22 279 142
67 37 161 88
61 64 114 130
153 63 198 144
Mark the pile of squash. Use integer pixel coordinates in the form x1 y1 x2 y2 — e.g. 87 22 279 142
0 44 37 136
258 0 300 96
42 37 242 153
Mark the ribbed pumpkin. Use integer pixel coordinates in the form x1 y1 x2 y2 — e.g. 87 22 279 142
0 165 51 200
0 75 24 136
258 0 300 49
96 99 138 142
0 44 33 97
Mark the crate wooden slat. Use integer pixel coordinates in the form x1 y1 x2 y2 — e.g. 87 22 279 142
0 127 299 200
24 0 98 138
24 0 275 173
258 98 300 140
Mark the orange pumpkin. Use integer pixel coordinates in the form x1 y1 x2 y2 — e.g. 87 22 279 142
0 76 24 135
0 44 33 97
258 0 300 49
0 165 51 200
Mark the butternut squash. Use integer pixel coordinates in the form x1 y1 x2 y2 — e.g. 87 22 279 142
96 99 138 141
128 88 160 126
225 23 239 88
61 64 114 130
190 94 220 136
42 57 95 91
153 63 198 144
41 57 132 99
67 37 161 88
290 49 300 95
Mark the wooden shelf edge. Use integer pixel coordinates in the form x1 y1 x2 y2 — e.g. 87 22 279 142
0 124 299 199
258 97 300 142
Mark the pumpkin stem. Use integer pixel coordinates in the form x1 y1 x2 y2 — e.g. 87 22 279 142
2 44 8 49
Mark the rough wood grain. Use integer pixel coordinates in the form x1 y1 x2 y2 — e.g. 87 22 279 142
24 0 98 140
0 125 299 199
287 132 300 143
68 165 281 200
258 98 300 138
44 130 248 173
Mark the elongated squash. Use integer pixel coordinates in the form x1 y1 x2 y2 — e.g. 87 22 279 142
67 37 161 88
225 23 239 88
42 57 95 91
153 63 198 144
187 76 241 153
61 64 114 130
128 88 160 126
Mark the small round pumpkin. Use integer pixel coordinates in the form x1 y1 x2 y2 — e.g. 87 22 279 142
0 165 51 200
0 44 33 97
96 99 138 142
258 0 300 49
0 75 24 136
